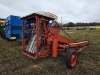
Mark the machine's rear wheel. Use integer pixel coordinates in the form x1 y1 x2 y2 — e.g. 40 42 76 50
66 50 77 69
0 31 6 39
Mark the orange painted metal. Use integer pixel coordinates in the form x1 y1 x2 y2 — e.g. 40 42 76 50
69 41 88 47
22 51 37 59
52 38 58 57
35 16 39 59
77 46 87 53
49 27 60 35
58 44 67 49
39 50 49 58
58 35 73 44
22 16 52 59
71 53 77 67
22 20 36 59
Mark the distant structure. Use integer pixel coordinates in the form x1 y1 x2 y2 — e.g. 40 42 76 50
62 26 100 30
0 18 5 38
0 18 5 26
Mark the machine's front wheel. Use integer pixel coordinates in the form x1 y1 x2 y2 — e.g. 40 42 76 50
66 50 78 69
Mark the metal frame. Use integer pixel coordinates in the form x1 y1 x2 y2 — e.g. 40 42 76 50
21 13 89 60
22 15 51 59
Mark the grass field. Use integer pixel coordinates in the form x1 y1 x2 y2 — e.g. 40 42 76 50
0 30 100 75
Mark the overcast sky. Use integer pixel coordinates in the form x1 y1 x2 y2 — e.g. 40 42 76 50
0 0 100 23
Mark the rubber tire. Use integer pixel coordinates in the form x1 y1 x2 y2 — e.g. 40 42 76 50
1 34 6 39
0 30 6 39
66 50 77 69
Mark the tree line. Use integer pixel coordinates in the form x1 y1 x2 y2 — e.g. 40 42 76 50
62 22 100 27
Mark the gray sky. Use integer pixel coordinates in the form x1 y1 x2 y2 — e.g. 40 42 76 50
0 0 100 23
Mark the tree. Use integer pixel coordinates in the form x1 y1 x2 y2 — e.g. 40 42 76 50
67 22 74 27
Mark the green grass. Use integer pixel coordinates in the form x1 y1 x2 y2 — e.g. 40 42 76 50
0 30 100 75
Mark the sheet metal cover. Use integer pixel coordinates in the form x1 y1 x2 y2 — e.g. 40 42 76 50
21 11 58 20
35 11 58 19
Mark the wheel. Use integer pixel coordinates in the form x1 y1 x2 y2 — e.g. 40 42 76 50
66 50 78 69
1 33 6 39
1 30 6 39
